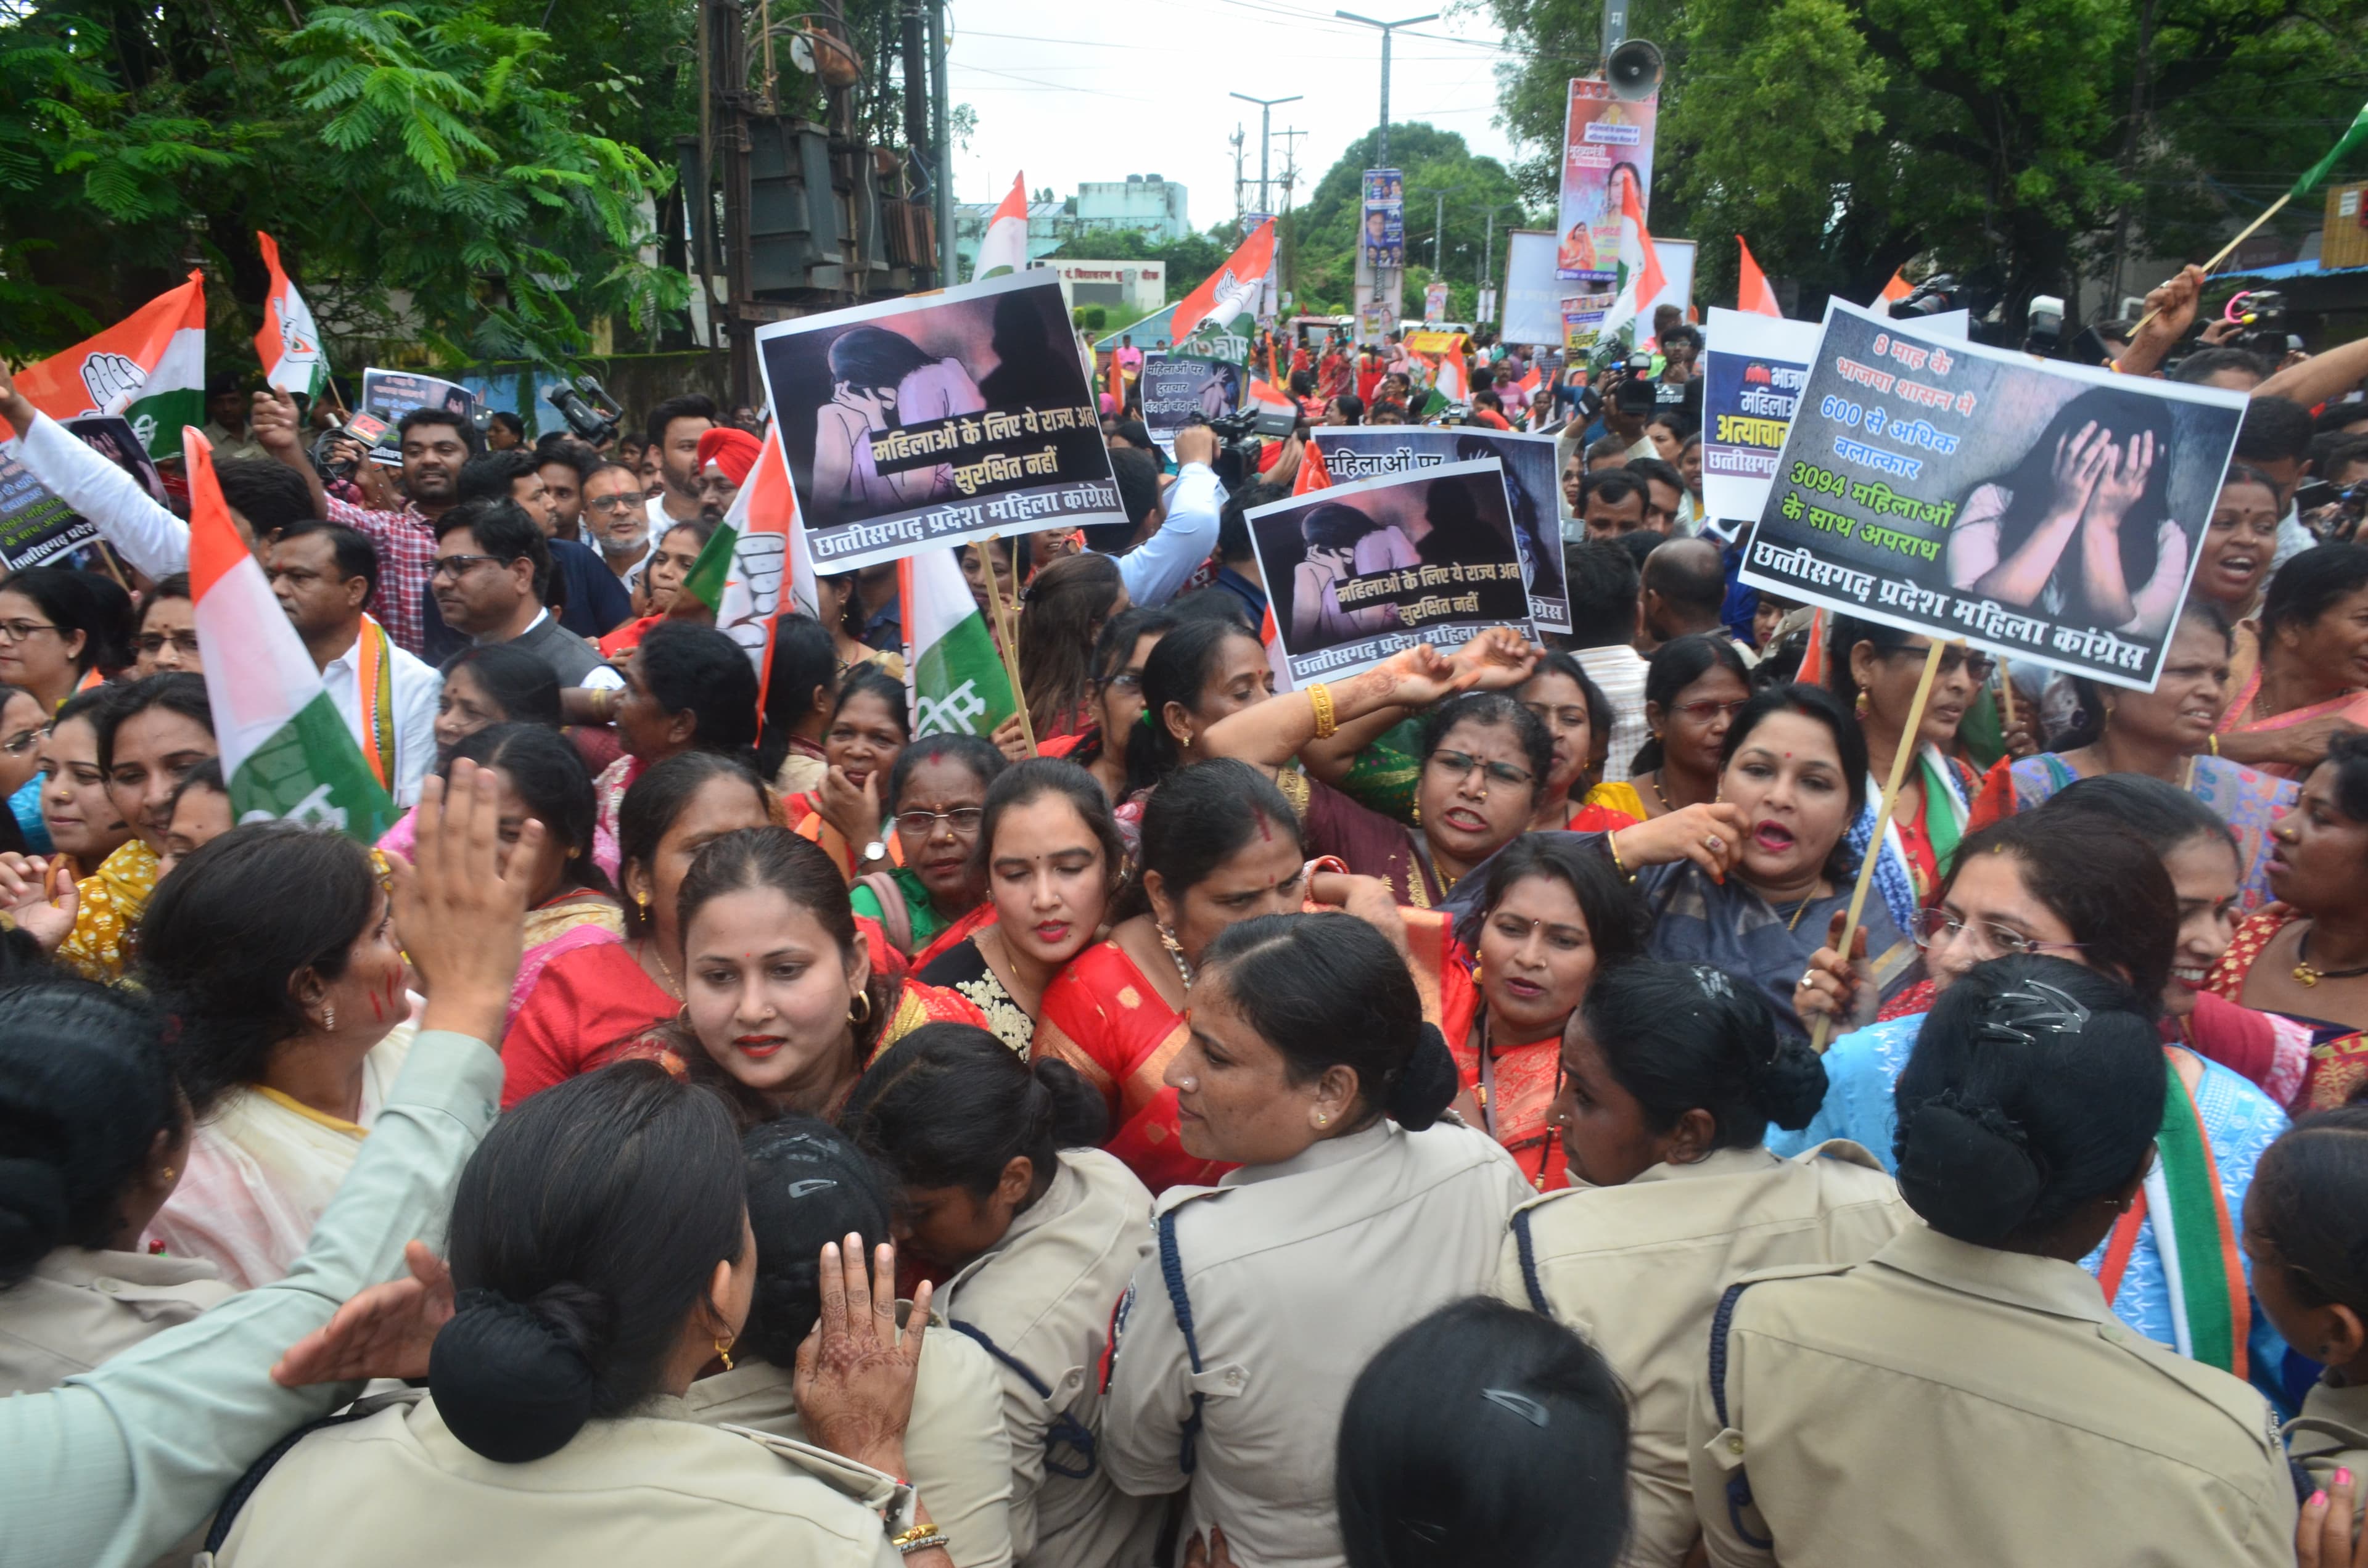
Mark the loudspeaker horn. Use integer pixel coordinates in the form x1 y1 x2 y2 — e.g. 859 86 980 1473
1606 39 1664 101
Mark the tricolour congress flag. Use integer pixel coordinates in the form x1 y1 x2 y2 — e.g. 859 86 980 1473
1737 236 1782 318
902 548 1016 739
679 422 812 716
2 272 206 458
253 231 329 398
973 172 1030 281
1170 220 1276 344
187 426 397 842
1595 178 1668 348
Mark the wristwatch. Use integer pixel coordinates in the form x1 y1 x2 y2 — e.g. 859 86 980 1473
858 839 890 867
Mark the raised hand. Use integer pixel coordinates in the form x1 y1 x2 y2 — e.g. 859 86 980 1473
1792 909 1880 1034
1610 802 1748 885
389 760 541 1043
794 1235 929 1478
1450 625 1543 693
2047 421 2111 517
271 1241 453 1387
0 853 77 953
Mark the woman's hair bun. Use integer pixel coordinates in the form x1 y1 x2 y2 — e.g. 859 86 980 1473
1386 1024 1462 1132
0 1156 69 1276
1746 1036 1830 1133
429 1287 602 1463
1893 1090 2045 1244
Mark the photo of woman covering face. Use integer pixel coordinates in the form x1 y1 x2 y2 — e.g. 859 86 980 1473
809 325 987 523
1944 385 2185 639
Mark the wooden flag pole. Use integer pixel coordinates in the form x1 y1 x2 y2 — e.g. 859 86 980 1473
978 535 1037 754
1812 638 1947 1053
1997 655 2018 732
2126 192 2293 337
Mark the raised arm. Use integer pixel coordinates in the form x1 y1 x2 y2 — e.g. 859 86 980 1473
0 365 191 578
1116 425 1223 608
1199 644 1472 773
1301 626 1540 785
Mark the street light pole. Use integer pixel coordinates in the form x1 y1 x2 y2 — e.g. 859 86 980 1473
1335 10 1437 168
1229 92 1301 216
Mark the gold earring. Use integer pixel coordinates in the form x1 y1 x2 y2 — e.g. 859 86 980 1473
158 1165 176 1184
1315 1112 1330 1128
635 888 651 910
714 1336 734 1371
1854 690 1870 718
847 990 873 1025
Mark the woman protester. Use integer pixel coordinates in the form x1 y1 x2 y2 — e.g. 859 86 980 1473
589 620 760 881
1584 633 1752 822
0 762 530 1568
0 681 49 852
1035 607 1177 810
1016 552 1128 743
0 567 131 715
134 824 415 1290
500 751 773 1109
846 1025 1164 1568
762 613 841 798
31 688 127 871
158 759 233 877
786 665 913 882
2209 734 2368 1109
1338 1300 1631 1568
1497 961 1906 1568
131 573 200 678
1450 835 1646 1189
2216 543 2368 778
1788 806 2290 1390
205 1062 961 1568
434 644 564 760
685 1115 1016 1568
606 517 717 647
1099 913 1530 1568
2195 466 2282 691
815 573 908 681
850 735 1006 963
1692 958 2294 1567
1825 618 1982 924
918 761 1124 1056
1971 603 2293 908
646 826 982 1125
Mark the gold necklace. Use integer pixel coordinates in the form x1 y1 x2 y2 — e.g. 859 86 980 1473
641 937 682 999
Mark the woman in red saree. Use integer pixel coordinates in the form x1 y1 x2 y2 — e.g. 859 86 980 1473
2214 542 2368 780
1450 834 1647 1189
587 622 760 883
1035 760 1473 1191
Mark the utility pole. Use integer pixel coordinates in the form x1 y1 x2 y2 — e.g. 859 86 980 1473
1278 125 1307 303
1230 123 1247 230
1229 92 1300 216
1335 10 1436 169
1433 190 1443 271
929 0 954 283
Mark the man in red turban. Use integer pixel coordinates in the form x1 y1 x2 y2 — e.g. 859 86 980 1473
696 424 763 522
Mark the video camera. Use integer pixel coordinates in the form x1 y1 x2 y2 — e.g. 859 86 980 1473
546 374 627 448
2222 290 2293 357
1203 403 1298 491
308 409 399 481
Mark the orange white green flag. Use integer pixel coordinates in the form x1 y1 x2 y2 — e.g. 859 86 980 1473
1170 219 1276 344
973 172 1030 281
253 231 330 399
901 546 1017 739
678 421 812 708
1 272 206 458
187 427 396 842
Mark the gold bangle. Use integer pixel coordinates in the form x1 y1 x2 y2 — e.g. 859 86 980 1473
1309 681 1338 741
1606 829 1635 884
2208 733 2220 758
890 1524 949 1556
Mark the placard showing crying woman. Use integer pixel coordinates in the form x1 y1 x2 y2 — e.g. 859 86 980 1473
754 270 1125 571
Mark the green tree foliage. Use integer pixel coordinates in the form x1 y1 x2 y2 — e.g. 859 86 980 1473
1484 0 2367 321
1281 123 1537 315
0 0 687 368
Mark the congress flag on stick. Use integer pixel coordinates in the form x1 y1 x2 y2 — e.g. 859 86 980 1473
1594 179 1667 348
680 422 810 700
973 173 1030 281
902 548 1018 740
254 232 329 399
1 273 205 458
187 427 396 843
1294 435 1334 496
1737 237 1782 318
1170 220 1276 344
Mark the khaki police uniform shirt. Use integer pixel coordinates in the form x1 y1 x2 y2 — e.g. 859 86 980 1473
937 1148 1160 1568
1494 1142 1907 1568
1101 1119 1531 1568
207 1392 905 1568
684 1315 1015 1568
2287 1379 2368 1527
1688 1221 2296 1567
0 1247 237 1397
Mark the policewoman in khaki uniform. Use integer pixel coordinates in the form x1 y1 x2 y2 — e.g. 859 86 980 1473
210 1064 961 1568
0 983 231 1397
1495 962 1907 1567
1100 913 1532 1568
685 1116 1016 1568
1690 957 2296 1567
844 1024 1162 1568
2241 1106 2368 1554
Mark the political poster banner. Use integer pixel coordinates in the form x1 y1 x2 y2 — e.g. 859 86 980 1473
1562 292 1615 352
360 369 476 422
1501 231 1562 346
1698 306 1823 526
1424 281 1450 325
1556 79 1657 284
1737 298 2248 690
1362 169 1405 268
0 416 172 570
755 269 1124 572
1247 458 1537 684
1317 427 1569 634
1138 355 1245 456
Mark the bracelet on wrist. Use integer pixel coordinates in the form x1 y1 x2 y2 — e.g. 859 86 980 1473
890 1524 949 1556
1606 830 1635 884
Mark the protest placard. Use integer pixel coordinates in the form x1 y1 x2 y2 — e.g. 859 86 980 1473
1248 458 1537 684
1317 427 1569 634
755 270 1124 572
1138 355 1244 456
1737 298 2247 689
1698 306 1822 526
1500 231 1562 346
0 416 171 570
1556 79 1657 284
360 368 477 422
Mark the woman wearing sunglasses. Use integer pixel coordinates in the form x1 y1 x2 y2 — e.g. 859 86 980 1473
1786 805 2292 1397
1825 617 1985 937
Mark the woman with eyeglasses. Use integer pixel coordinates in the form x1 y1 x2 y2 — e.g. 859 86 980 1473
131 573 200 678
1785 807 2291 1394
848 735 1006 964
1034 607 1177 811
1968 602 2295 909
1583 633 1752 823
0 567 131 715
1825 617 1983 932
0 682 50 853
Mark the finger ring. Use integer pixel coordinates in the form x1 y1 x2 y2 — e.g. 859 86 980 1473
1703 835 1724 852
1800 969 1818 988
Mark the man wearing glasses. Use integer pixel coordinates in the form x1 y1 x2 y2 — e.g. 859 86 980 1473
430 498 619 693
583 461 658 595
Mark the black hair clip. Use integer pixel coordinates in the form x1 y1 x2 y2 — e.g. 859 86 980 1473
1480 1388 1550 1427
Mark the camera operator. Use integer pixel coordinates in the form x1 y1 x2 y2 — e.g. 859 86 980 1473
535 441 597 542
1655 324 1706 421
1104 422 1220 608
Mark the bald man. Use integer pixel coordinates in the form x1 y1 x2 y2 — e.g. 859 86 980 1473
1640 536 1753 660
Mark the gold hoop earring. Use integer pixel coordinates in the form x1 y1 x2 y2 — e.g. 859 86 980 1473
714 1336 734 1371
847 990 873 1025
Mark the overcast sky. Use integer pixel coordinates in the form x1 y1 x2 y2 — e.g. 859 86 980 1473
944 0 1527 225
